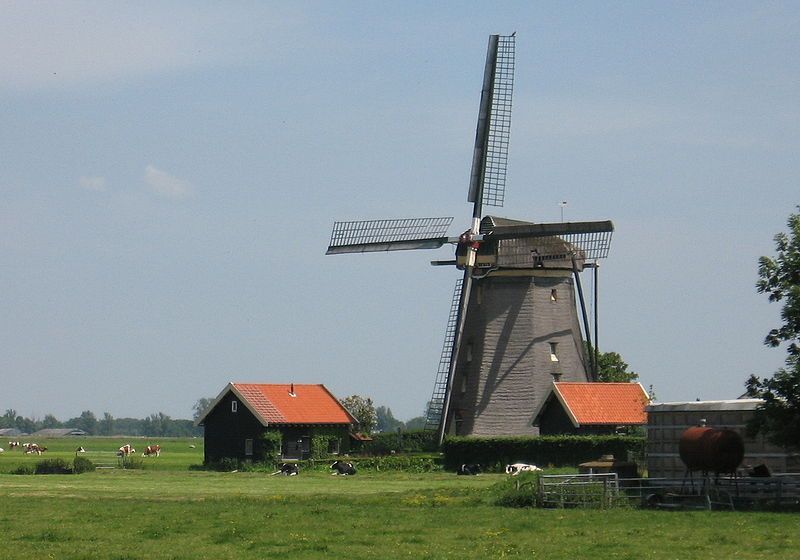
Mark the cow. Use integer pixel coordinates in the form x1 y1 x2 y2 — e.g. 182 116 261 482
143 445 161 457
0 447 4 453
457 464 482 476
117 444 135 457
271 463 299 476
505 463 542 476
24 443 46 455
8 441 20 450
330 460 356 475
75 446 86 454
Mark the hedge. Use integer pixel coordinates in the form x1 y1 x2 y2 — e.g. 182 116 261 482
442 435 645 471
359 430 438 455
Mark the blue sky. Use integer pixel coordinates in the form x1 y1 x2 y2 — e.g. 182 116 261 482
2 2 798 421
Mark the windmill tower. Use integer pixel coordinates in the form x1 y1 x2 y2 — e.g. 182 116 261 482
326 34 613 442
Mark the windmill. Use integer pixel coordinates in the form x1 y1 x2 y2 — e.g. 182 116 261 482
326 34 613 443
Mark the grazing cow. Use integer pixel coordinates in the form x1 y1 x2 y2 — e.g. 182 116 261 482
24 443 46 455
189 444 196 449
457 464 482 476
75 446 86 454
117 444 135 457
9 441 20 449
143 445 161 457
330 460 357 475
271 463 299 476
505 463 542 476
0 448 4 453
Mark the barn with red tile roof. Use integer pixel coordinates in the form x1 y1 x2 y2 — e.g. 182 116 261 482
532 382 650 435
196 383 356 463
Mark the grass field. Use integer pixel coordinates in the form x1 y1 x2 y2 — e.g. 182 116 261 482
1 437 798 559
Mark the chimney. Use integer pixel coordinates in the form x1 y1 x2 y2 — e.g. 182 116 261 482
289 383 296 397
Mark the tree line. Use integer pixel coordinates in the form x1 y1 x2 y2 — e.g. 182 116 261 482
0 409 202 437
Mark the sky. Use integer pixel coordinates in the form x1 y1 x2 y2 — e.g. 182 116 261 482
1 2 798 423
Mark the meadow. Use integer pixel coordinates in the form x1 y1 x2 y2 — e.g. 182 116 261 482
0 437 798 559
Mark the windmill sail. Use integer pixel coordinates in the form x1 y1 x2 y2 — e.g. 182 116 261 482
468 34 515 211
326 217 453 254
424 278 463 430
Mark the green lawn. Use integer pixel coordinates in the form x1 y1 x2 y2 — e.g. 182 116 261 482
0 438 798 559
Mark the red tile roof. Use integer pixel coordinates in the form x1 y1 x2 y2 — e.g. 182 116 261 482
227 383 356 426
553 382 649 426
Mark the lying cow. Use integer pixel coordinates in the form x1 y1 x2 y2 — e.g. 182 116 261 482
271 463 299 476
117 444 135 457
75 446 86 454
457 464 481 476
143 445 161 457
330 460 356 475
505 463 541 476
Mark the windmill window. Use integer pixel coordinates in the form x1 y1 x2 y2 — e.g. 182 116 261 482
551 372 562 381
231 400 238 413
549 342 559 362
460 373 468 394
466 343 473 363
550 289 558 302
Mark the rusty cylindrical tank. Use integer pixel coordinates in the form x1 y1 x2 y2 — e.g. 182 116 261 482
679 426 745 474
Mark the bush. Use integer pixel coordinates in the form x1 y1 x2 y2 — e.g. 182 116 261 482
442 435 645 471
350 454 442 473
34 458 72 474
204 457 241 472
360 430 438 455
11 464 34 475
73 456 95 474
491 471 542 508
259 431 282 461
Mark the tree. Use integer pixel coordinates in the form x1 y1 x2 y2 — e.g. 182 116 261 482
99 412 115 436
67 410 98 435
586 344 639 382
375 406 404 433
41 414 62 429
340 395 377 434
193 397 215 421
746 207 800 450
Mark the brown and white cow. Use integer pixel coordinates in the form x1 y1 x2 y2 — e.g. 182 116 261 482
24 443 47 455
8 441 20 450
117 444 135 456
143 445 161 457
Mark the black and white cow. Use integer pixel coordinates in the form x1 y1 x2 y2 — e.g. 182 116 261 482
271 463 300 476
505 463 541 476
457 464 481 475
330 460 356 475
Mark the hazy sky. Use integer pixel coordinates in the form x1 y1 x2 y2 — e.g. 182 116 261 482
2 2 798 422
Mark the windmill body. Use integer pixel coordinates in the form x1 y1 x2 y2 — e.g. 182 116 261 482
326 34 613 441
447 261 589 436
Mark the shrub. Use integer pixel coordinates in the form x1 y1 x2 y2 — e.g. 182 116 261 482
442 435 645 471
73 456 95 474
205 457 241 472
119 455 144 470
360 430 438 455
259 431 282 461
11 464 34 475
491 471 542 508
35 458 72 475
351 454 442 473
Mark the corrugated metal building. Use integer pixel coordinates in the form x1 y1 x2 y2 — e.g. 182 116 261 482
646 399 800 478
